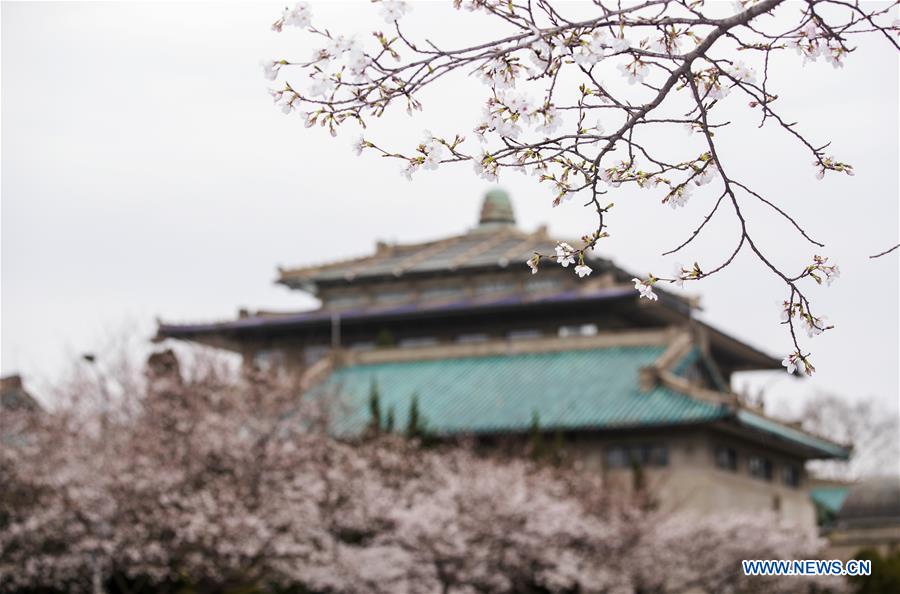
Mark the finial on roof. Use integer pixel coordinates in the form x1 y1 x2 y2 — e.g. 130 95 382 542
478 188 516 227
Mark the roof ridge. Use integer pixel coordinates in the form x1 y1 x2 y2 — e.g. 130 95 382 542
735 407 852 454
278 230 471 281
501 231 546 264
345 329 674 366
449 228 514 270
391 234 466 276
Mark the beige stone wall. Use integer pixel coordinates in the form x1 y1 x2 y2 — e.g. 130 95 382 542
826 525 900 560
567 429 819 534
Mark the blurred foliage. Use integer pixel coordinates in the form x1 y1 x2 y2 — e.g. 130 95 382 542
849 548 900 594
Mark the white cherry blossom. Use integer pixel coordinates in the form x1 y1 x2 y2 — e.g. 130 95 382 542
473 152 498 181
782 352 800 374
262 60 280 81
282 2 312 29
803 315 828 338
693 166 717 186
574 264 592 278
402 160 420 180
535 105 562 135
632 277 658 300
555 242 576 267
702 76 730 100
308 73 335 97
422 142 447 171
608 34 630 53
574 31 609 66
618 59 649 85
779 300 794 323
726 60 756 83
673 262 686 288
530 36 563 69
478 57 519 90
279 92 297 114
504 92 532 116
378 0 408 24
346 49 370 79
666 184 692 209
325 35 355 58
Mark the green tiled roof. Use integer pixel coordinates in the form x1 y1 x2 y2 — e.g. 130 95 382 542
735 409 851 460
322 346 728 435
810 486 850 515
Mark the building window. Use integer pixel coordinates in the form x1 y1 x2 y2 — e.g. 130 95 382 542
714 446 738 471
558 324 598 338
374 290 411 305
782 464 801 488
254 349 284 373
605 443 669 469
303 346 329 366
327 294 366 309
474 281 515 296
748 456 773 481
606 446 629 468
525 278 561 293
420 286 466 302
457 333 489 344
507 329 542 341
398 337 439 348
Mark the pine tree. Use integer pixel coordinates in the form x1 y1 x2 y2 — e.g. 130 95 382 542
528 410 544 461
368 379 381 436
406 393 419 439
406 392 426 440
385 405 395 433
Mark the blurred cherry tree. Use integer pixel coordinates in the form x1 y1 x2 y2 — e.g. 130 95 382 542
787 391 900 481
1 350 845 594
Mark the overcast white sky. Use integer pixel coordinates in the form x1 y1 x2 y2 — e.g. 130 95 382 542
1 1 898 416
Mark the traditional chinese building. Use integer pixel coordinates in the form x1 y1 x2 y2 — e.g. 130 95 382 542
157 189 849 531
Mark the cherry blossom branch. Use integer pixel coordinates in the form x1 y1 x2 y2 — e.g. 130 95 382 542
870 243 900 258
264 0 898 374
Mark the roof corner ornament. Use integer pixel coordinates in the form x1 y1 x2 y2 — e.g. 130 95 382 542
638 366 659 392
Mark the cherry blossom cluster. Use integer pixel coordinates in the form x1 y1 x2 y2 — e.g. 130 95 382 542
1 349 847 594
264 0 899 374
788 19 849 67
632 276 659 301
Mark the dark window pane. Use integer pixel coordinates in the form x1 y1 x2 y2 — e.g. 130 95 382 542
606 446 628 468
715 446 737 471
607 443 668 468
648 444 669 466
782 464 801 487
749 456 773 480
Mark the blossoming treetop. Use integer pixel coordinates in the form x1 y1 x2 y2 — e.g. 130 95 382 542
263 0 899 375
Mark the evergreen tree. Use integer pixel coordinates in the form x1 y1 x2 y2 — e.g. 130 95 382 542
406 393 426 440
385 405 395 433
528 410 544 461
850 549 900 594
368 379 381 436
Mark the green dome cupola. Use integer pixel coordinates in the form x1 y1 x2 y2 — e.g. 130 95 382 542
478 188 516 228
